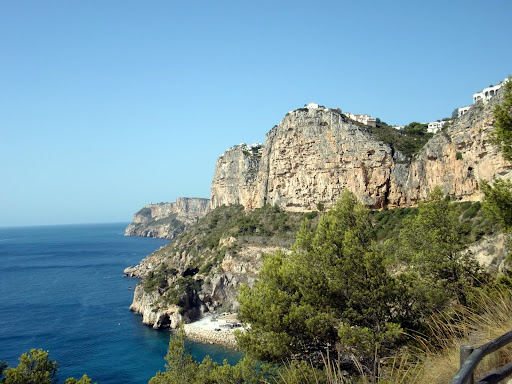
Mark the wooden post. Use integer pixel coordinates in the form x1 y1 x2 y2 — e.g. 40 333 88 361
460 345 475 384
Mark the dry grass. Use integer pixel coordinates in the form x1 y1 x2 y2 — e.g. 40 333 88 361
265 351 424 384
270 288 512 384
360 288 512 383
415 288 512 384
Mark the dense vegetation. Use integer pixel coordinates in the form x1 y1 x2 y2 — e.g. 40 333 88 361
366 119 434 159
489 78 512 160
236 189 490 367
145 188 506 383
149 327 267 384
144 195 497 314
482 78 512 233
480 77 512 287
237 190 403 365
371 198 494 244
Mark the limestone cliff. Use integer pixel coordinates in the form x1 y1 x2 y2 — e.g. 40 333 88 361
389 98 511 205
210 143 264 210
211 109 396 210
129 285 183 329
211 92 511 211
125 197 210 239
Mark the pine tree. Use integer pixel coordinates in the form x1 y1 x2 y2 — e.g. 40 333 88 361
0 349 94 384
236 190 402 364
481 78 512 232
397 187 483 309
490 78 512 161
149 326 264 384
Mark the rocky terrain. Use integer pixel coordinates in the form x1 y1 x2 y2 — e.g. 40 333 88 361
125 204 306 328
127 87 511 330
211 110 396 210
390 98 511 205
211 93 511 211
127 243 270 329
124 197 210 239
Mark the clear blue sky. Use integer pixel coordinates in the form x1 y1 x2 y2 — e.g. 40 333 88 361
1 0 511 226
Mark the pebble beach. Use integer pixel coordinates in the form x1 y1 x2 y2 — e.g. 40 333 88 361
183 314 242 349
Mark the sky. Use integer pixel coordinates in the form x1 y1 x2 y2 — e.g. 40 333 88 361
1 0 511 227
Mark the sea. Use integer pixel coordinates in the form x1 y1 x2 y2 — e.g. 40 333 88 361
0 223 243 384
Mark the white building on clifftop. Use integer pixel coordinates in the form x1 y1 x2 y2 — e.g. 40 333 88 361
454 77 509 120
427 121 447 134
345 112 377 127
458 106 471 117
473 78 509 103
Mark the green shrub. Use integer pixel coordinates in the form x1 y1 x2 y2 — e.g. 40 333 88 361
463 201 481 219
370 201 492 245
367 119 434 159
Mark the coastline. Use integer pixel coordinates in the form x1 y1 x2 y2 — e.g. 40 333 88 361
183 314 241 349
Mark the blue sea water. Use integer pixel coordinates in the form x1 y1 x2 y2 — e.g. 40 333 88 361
0 223 243 384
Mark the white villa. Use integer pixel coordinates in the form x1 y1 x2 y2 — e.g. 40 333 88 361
427 121 447 134
458 106 471 118
473 78 509 104
345 112 377 127
454 77 509 119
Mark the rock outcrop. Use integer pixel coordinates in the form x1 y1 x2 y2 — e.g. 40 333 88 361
210 143 264 210
126 204 304 329
469 232 510 274
211 92 511 212
389 98 511 206
126 91 510 242
129 285 182 328
127 237 283 327
125 197 210 239
199 245 278 313
211 110 396 210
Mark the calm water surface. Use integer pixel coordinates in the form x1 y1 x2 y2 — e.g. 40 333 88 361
0 223 242 384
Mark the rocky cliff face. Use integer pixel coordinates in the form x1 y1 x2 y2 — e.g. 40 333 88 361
129 285 183 329
126 92 510 241
125 197 210 239
127 243 278 328
211 109 396 210
125 204 305 329
210 143 264 210
389 98 511 206
211 93 511 211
